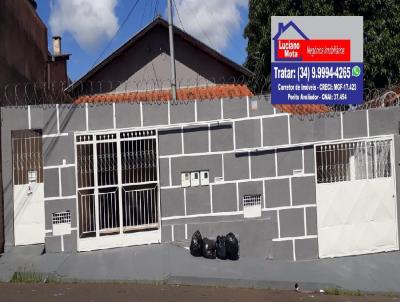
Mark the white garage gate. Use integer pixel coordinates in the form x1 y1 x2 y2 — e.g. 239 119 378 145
315 135 398 258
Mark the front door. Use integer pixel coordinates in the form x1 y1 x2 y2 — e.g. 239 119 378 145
12 130 44 246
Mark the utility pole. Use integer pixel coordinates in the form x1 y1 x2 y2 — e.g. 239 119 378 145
167 0 177 101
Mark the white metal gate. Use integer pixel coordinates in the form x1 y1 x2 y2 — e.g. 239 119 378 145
75 130 160 251
315 136 398 258
12 130 45 246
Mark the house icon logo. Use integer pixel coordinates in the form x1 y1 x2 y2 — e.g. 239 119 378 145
273 21 309 61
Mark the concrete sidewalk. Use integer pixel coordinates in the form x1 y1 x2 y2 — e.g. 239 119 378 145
1 243 400 293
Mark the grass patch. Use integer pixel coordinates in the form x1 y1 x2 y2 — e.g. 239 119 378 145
11 270 44 283
324 287 363 296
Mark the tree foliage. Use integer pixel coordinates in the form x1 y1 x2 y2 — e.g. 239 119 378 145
244 0 400 92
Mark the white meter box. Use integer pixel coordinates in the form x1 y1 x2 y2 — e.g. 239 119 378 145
191 172 200 187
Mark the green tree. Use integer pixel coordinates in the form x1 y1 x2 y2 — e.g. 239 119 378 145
244 0 400 92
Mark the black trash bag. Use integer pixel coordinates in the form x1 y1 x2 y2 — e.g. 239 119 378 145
190 230 203 257
225 232 239 260
215 235 227 260
202 237 216 259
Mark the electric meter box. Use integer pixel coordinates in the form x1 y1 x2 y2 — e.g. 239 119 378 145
200 171 209 186
191 172 200 187
181 172 191 187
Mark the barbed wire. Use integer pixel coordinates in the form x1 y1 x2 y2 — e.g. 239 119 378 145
0 78 399 118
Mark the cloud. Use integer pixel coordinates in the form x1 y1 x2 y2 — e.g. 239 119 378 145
173 0 248 51
49 0 119 52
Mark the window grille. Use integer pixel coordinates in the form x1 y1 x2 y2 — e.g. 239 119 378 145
243 195 262 218
316 139 392 184
52 211 71 225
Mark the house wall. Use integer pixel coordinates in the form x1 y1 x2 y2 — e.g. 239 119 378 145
81 25 245 93
2 98 400 261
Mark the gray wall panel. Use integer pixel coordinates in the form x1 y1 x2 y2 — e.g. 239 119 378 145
303 146 315 174
369 107 400 136
265 178 290 208
170 154 222 186
44 168 59 198
250 150 276 179
212 183 237 213
170 101 195 124
290 115 341 144
158 128 182 156
60 166 76 197
143 102 168 126
277 147 302 176
223 97 247 119
238 181 263 210
160 188 185 217
342 110 368 138
183 126 209 154
223 152 249 181
173 224 186 241
272 240 293 261
30 106 43 129
306 206 317 236
88 104 113 130
115 103 141 128
161 225 172 243
210 123 233 152
279 208 305 238
249 95 274 117
63 230 78 252
159 158 170 187
186 186 211 215
45 235 62 253
235 119 261 149
263 116 289 146
43 134 74 166
295 238 318 260
197 99 221 121
43 106 58 134
291 176 316 205
58 105 86 133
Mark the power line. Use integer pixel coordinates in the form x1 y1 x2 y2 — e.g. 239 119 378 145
173 0 185 31
91 0 142 67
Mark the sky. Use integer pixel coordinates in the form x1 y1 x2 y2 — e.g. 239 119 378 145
37 0 249 81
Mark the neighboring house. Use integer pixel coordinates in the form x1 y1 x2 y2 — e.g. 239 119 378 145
0 0 70 253
67 17 252 99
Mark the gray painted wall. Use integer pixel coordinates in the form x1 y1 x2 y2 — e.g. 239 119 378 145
2 98 400 263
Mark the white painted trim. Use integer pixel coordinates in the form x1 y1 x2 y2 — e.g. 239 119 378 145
61 235 64 252
236 182 239 211
275 150 278 176
272 235 318 242
140 102 143 127
303 207 307 236
208 125 211 153
262 180 266 209
28 105 31 129
194 99 198 122
277 210 281 238
56 104 60 134
248 152 252 179
167 100 171 125
85 103 89 131
340 112 344 139
220 98 224 119
171 225 175 241
168 157 172 187
184 187 187 216
287 115 291 144
221 153 225 180
301 147 305 173
58 167 62 197
181 126 184 154
292 239 296 261
289 177 293 206
233 121 236 149
112 103 116 129
185 224 188 239
44 163 75 170
44 195 76 201
42 133 69 138
209 185 213 213
260 118 264 146
246 96 250 117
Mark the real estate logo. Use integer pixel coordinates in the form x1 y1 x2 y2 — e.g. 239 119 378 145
271 16 364 105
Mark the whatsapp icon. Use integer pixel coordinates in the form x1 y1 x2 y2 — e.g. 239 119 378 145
352 66 361 77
